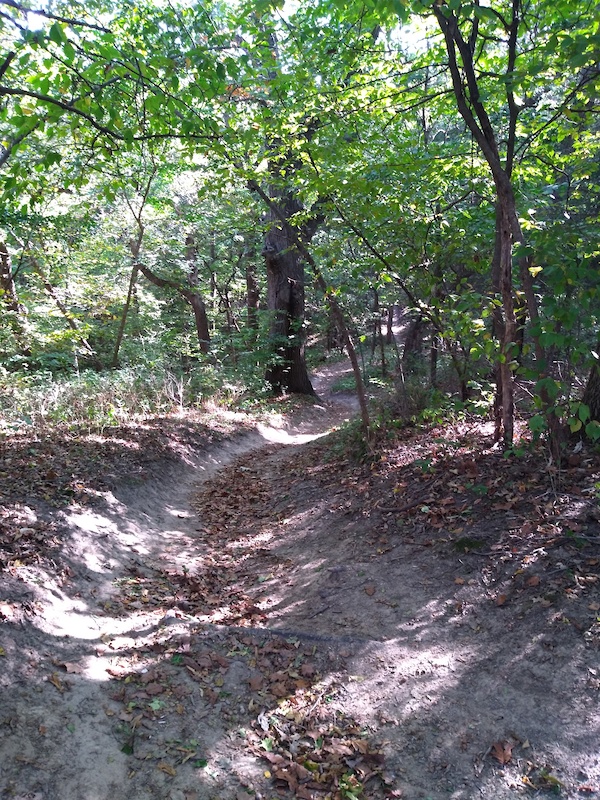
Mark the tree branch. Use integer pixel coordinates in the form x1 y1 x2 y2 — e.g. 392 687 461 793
0 0 111 32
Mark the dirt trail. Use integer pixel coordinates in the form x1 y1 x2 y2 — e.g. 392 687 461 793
1 360 600 800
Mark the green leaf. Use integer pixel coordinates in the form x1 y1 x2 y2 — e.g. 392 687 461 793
586 421 600 441
63 42 76 62
528 414 546 434
578 403 591 423
48 22 65 45
472 5 497 21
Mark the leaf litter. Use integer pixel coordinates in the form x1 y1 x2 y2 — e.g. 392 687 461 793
2 365 600 798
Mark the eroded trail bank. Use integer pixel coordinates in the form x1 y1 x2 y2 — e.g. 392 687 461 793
2 366 600 800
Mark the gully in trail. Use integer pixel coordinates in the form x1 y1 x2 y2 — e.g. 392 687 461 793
2 358 600 800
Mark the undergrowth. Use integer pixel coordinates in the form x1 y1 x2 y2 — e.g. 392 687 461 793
0 365 223 433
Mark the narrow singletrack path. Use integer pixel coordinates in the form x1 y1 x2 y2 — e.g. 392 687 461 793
2 358 600 800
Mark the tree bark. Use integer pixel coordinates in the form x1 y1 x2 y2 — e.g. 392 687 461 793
402 314 425 367
249 179 371 433
246 262 260 334
112 225 145 369
262 188 315 395
0 241 30 354
112 264 139 369
385 305 395 346
185 233 211 353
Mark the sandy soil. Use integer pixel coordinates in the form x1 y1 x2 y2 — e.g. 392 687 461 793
1 360 600 800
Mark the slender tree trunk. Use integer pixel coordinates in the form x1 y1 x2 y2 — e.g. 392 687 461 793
430 336 439 389
112 226 145 369
188 293 211 354
386 305 394 345
112 264 139 369
497 190 517 447
0 241 30 354
114 164 157 366
246 262 260 335
379 322 387 377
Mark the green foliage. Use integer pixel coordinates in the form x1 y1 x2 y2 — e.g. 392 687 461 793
0 363 218 432
0 0 598 444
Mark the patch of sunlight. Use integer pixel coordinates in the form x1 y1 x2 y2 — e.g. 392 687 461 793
257 422 330 444
344 638 479 722
83 434 141 448
229 530 274 549
166 507 194 518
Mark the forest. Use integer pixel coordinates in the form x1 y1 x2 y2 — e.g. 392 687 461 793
2 2 600 800
1 0 598 448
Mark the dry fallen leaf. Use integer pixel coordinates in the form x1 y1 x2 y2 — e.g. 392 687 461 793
454 577 465 585
48 672 66 692
364 584 376 596
526 575 541 587
158 762 176 777
491 740 513 764
495 594 508 607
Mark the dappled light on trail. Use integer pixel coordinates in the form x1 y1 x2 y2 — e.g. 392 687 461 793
2 363 600 799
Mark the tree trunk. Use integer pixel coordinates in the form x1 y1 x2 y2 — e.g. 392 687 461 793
112 231 142 369
385 305 395 345
246 262 260 334
263 189 314 395
402 314 425 368
496 190 517 447
185 233 211 353
249 179 370 432
112 265 139 369
0 241 30 354
430 336 439 388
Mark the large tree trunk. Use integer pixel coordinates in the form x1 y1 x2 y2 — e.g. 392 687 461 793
249 178 371 432
263 190 314 395
185 234 211 353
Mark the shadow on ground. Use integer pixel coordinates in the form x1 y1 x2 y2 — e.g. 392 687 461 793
2 383 600 799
